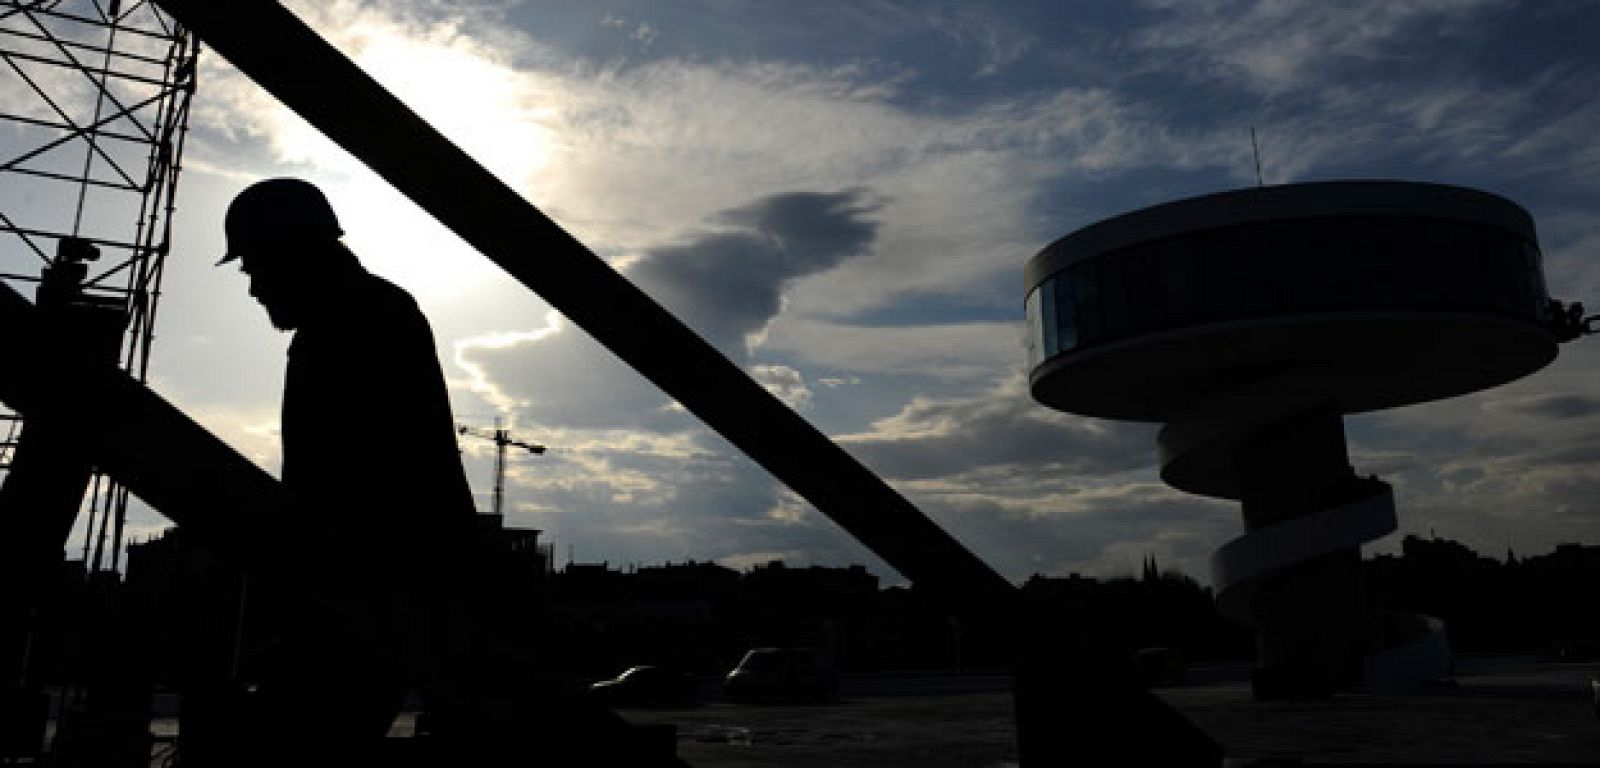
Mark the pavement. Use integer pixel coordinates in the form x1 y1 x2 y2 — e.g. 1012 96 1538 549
1167 658 1600 765
37 657 1600 766
620 657 1600 767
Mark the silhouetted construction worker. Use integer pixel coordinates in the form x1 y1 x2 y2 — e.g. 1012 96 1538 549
215 177 479 766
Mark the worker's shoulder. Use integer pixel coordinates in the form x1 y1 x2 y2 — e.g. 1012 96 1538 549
354 270 420 308
347 270 429 322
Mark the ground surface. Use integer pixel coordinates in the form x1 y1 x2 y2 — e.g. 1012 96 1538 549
627 692 1018 768
1164 659 1600 765
615 659 1600 766
105 657 1600 765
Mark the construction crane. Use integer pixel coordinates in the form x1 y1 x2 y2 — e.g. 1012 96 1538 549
456 417 544 518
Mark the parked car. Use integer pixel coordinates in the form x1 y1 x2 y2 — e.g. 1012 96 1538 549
1541 640 1600 663
722 647 837 704
588 665 698 708
1131 647 1186 687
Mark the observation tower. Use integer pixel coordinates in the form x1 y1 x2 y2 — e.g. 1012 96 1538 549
1025 180 1582 699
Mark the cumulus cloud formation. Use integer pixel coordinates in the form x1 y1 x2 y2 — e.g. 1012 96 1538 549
841 374 1155 480
1490 393 1600 420
625 190 881 357
456 188 879 427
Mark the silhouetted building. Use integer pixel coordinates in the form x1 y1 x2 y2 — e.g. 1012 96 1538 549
1024 570 1250 663
1024 181 1569 699
472 514 553 606
741 561 878 605
554 562 629 605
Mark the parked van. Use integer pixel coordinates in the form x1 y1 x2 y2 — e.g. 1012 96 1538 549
722 647 837 703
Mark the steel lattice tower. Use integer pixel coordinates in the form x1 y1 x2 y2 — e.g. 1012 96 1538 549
0 0 197 572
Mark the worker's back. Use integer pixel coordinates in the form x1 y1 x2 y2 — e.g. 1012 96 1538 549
281 262 477 578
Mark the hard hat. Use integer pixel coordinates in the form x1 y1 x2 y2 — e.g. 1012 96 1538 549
217 177 344 265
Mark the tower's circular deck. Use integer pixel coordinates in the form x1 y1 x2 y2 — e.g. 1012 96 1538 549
1024 181 1557 421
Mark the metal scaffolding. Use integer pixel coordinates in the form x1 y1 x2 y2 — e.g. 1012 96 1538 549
0 0 198 571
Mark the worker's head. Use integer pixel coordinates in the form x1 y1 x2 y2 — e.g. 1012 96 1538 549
219 178 353 330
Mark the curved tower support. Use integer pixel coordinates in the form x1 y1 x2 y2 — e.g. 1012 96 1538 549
1162 401 1397 697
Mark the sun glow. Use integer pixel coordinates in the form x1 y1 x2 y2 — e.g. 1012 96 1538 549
265 7 565 300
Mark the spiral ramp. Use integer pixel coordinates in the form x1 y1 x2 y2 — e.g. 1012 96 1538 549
1159 401 1450 696
1209 481 1396 625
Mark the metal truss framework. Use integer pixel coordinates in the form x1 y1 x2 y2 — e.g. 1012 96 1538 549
0 0 197 571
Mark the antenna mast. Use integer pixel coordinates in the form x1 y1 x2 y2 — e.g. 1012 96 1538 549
1250 126 1265 187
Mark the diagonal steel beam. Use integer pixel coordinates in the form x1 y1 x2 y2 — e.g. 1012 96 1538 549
152 0 1014 613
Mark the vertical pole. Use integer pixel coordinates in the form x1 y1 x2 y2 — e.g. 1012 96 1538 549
492 416 506 519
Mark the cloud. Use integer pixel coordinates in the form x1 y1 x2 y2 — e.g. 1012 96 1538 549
624 189 881 356
822 372 1244 581
1134 0 1509 96
1540 210 1600 310
455 188 881 428
717 550 808 571
895 469 1238 583
1489 393 1600 419
749 364 813 410
925 6 1036 79
841 373 1155 479
450 313 563 414
185 0 1260 326
455 316 674 431
599 12 658 50
1347 342 1600 559
1378 445 1600 562
760 319 1022 379
1263 66 1600 188
500 434 885 574
1124 1 1600 194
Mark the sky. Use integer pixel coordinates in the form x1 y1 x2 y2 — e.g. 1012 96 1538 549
3 0 1600 585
